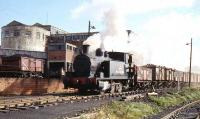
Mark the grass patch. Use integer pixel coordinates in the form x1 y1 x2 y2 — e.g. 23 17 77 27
149 88 200 108
82 88 200 119
94 101 159 119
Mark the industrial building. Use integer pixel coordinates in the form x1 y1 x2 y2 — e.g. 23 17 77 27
47 35 77 77
1 20 67 52
50 32 98 47
0 20 99 95
47 32 98 77
0 20 98 77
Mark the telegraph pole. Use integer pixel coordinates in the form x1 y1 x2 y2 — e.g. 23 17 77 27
88 20 91 37
189 38 192 87
186 38 192 87
88 20 95 37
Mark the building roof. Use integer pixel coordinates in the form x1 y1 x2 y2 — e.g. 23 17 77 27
33 23 43 26
51 32 99 36
33 23 51 31
6 20 26 26
33 23 68 34
48 32 101 47
3 20 67 33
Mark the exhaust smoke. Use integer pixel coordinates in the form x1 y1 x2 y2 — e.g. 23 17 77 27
83 8 147 65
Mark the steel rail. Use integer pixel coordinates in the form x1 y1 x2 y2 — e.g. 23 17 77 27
161 100 200 119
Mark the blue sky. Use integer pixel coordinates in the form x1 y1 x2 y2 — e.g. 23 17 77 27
0 0 200 71
0 0 199 32
0 0 93 32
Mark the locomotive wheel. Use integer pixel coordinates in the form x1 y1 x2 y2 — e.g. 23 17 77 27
110 84 115 94
117 83 122 93
110 83 123 93
78 89 87 94
100 91 105 95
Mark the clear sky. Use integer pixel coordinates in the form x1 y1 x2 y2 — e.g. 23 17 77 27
0 0 93 32
0 0 200 71
0 0 200 32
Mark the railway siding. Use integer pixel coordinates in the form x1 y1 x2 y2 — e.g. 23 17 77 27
160 101 200 119
76 88 200 119
0 89 164 115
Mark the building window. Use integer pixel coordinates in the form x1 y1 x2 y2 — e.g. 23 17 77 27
25 31 32 38
73 35 77 39
69 46 72 50
4 30 10 37
72 47 78 52
80 35 84 39
73 47 77 52
58 45 62 50
67 45 72 51
67 36 71 40
14 30 20 37
48 45 65 51
36 32 40 39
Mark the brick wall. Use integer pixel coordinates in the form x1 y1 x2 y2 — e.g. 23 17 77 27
0 78 68 95
48 51 66 60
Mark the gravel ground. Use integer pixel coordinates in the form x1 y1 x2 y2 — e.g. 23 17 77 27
0 96 120 119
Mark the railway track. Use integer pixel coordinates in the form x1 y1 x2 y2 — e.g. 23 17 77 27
0 95 98 112
160 100 200 119
0 88 173 119
0 89 162 112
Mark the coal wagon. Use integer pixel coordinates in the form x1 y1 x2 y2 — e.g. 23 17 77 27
0 54 44 78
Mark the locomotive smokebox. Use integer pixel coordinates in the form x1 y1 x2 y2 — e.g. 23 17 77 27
82 45 90 55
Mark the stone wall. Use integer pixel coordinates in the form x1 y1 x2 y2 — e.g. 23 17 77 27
0 78 67 95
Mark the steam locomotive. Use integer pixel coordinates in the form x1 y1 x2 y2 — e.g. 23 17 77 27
63 44 138 93
63 45 200 93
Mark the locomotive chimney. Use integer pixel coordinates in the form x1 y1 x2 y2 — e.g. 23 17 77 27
82 45 90 55
96 48 103 57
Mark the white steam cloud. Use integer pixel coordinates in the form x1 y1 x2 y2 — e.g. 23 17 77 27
73 0 200 72
83 7 148 66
